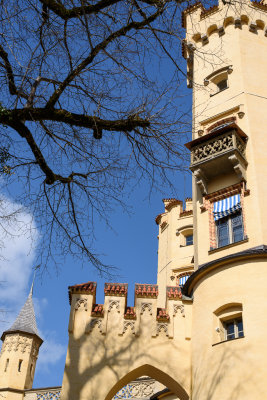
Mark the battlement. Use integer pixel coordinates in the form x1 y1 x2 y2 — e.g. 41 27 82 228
182 0 267 60
68 282 191 339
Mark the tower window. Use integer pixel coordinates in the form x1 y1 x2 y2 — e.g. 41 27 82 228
4 358 9 372
213 303 244 345
224 318 244 340
216 211 244 247
213 194 244 248
185 234 193 246
217 78 228 92
18 359 23 372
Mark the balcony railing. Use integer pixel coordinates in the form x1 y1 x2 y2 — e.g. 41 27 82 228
24 387 61 400
190 129 246 167
23 378 156 400
185 124 248 194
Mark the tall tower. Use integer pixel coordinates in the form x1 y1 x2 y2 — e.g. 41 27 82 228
0 285 43 400
182 0 267 399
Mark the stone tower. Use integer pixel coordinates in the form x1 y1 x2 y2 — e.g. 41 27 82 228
0 285 43 400
182 0 267 399
60 0 267 399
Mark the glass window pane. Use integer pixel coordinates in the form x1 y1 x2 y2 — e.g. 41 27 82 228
186 235 193 246
232 212 244 243
217 218 229 247
225 322 235 340
237 319 244 338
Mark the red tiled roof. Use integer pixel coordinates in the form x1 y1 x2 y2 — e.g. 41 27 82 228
157 308 170 322
124 307 136 319
135 284 158 298
155 213 164 225
104 283 128 296
252 0 267 11
200 4 219 19
167 286 182 300
182 2 203 28
165 199 183 211
180 210 193 217
68 281 96 304
91 304 104 317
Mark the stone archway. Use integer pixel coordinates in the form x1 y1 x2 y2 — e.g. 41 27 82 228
105 365 189 400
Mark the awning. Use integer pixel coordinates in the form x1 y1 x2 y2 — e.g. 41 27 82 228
213 194 241 221
179 275 190 286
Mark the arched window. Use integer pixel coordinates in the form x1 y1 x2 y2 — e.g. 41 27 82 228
213 303 244 344
204 65 233 96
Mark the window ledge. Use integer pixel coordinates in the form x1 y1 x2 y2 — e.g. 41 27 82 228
209 237 248 254
212 336 245 347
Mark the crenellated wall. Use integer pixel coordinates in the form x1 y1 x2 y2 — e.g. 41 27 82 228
60 282 192 400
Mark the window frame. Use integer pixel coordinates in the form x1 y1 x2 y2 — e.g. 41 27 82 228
216 210 244 248
224 317 244 341
213 303 244 345
185 234 193 246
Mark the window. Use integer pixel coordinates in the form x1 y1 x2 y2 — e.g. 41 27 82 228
18 360 23 372
217 78 228 92
224 318 244 341
4 359 9 372
204 66 232 96
213 194 244 248
213 303 244 345
185 234 193 246
217 211 244 247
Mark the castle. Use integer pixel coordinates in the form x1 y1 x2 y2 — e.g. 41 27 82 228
1 0 267 398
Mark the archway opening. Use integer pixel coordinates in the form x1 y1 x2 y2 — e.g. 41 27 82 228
105 364 189 400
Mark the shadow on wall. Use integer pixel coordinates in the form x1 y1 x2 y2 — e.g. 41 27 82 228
61 326 190 400
192 339 260 400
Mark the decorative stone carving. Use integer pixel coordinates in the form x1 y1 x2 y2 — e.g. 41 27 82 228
87 319 102 333
2 334 32 353
156 323 168 336
218 26 225 36
192 133 234 163
140 303 152 315
228 154 246 180
75 298 88 311
173 304 185 317
36 391 61 400
193 168 208 195
108 300 120 312
25 389 61 400
113 380 155 399
201 34 209 45
123 321 135 335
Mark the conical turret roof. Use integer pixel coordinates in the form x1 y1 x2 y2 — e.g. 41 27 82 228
1 283 42 342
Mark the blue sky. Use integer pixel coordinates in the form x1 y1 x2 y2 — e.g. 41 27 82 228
0 8 193 388
0 163 192 388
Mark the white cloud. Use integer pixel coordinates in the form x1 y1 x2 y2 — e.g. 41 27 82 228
0 196 65 373
36 330 66 373
0 197 37 332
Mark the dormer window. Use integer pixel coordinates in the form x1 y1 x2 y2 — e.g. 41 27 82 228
217 78 228 92
204 65 232 96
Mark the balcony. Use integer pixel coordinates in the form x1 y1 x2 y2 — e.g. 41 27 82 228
185 123 248 194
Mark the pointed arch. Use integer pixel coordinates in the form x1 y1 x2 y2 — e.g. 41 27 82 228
105 364 189 400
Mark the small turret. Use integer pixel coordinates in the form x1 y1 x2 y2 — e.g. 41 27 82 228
0 283 43 400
